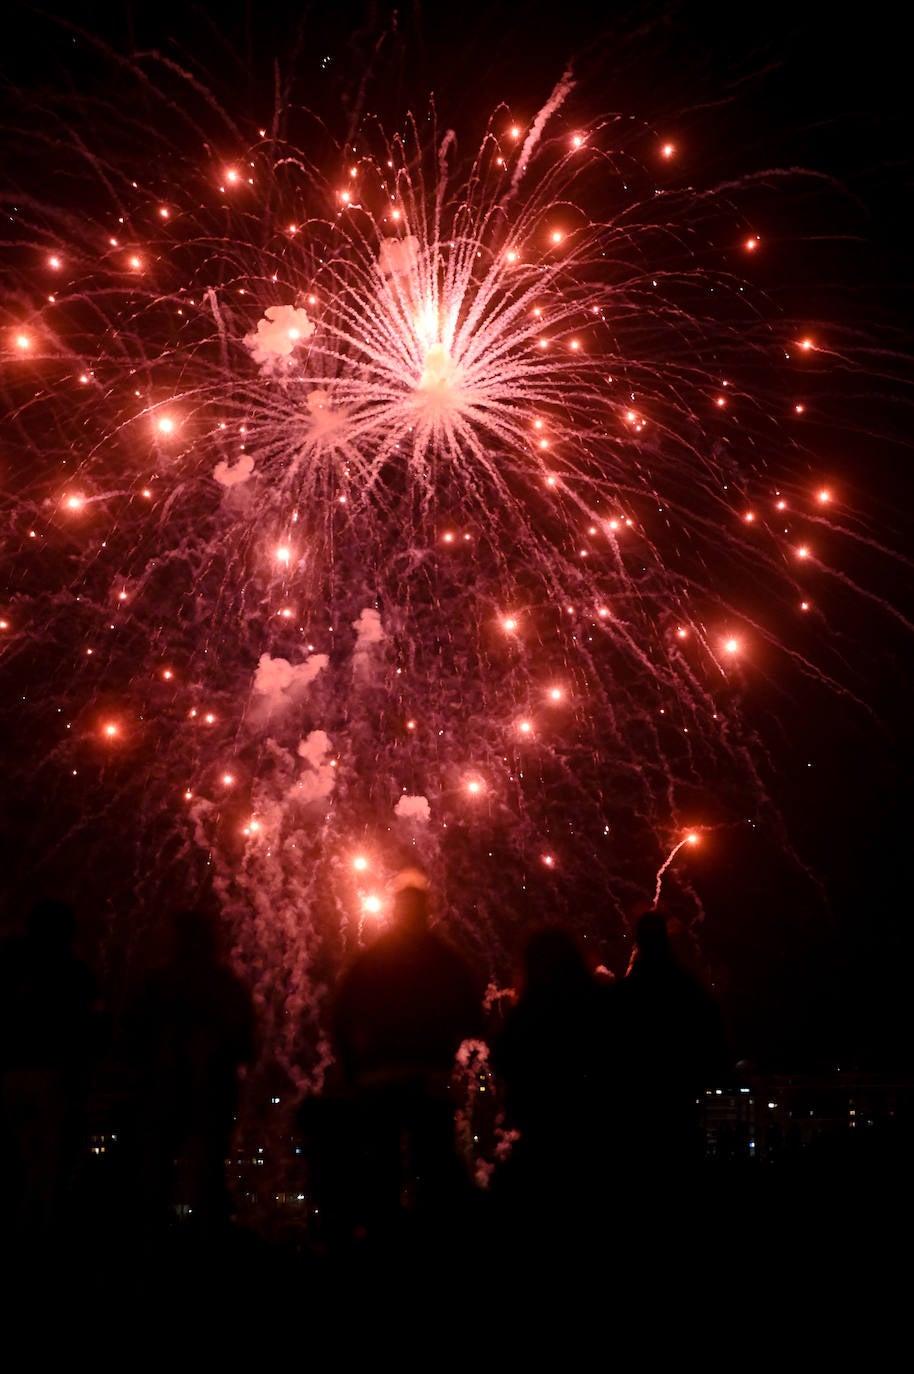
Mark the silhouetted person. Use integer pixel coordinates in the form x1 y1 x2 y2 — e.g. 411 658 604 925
0 898 101 1243
123 907 255 1234
615 909 728 1180
327 871 483 1240
492 926 612 1215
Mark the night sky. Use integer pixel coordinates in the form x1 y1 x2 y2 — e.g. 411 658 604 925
2 1 912 1072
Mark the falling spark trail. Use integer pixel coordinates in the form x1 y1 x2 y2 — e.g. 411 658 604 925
653 834 699 908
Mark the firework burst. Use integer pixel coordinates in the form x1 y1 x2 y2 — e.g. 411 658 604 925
1 46 900 1085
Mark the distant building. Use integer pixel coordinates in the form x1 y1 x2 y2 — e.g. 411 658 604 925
702 1071 912 1162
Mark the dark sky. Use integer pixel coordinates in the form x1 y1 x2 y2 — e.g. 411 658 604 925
2 2 912 1069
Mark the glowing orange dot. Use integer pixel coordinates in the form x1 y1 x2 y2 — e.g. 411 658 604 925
159 207 170 218
362 894 382 914
103 723 118 738
661 142 675 159
724 638 739 655
797 545 810 559
204 712 215 724
676 628 688 639
162 669 173 680
510 126 520 139
443 532 454 543
48 255 61 269
549 688 563 701
129 256 142 270
222 773 235 786
156 416 175 435
572 134 584 148
551 230 563 244
518 720 533 735
745 236 759 251
65 495 84 511
799 338 813 351
406 719 417 730
542 854 555 866
353 855 369 872
15 334 30 350
685 832 699 846
276 545 292 564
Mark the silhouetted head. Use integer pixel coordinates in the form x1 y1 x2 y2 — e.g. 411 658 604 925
522 926 591 996
664 912 702 975
27 898 75 954
633 909 672 963
390 868 431 932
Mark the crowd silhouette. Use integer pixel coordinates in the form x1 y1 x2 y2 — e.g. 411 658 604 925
492 925 613 1212
0 871 904 1321
312 868 483 1251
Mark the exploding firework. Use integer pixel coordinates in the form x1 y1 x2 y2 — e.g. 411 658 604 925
1 37 905 1088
